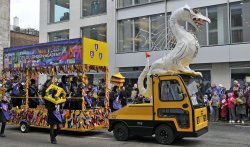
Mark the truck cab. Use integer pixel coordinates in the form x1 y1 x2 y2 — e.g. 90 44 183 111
109 74 208 144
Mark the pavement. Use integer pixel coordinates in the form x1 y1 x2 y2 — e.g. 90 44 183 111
0 122 250 147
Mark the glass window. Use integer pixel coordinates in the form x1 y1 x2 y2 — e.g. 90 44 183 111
160 80 184 101
82 24 107 42
118 19 133 53
48 30 69 42
135 0 149 5
118 0 132 8
134 17 149 51
151 14 165 51
187 8 207 46
49 0 69 23
82 0 106 17
230 1 250 43
208 4 229 45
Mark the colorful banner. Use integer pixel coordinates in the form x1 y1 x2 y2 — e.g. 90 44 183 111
4 39 82 69
82 38 108 67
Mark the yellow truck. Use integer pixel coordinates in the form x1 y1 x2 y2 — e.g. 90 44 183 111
109 74 208 144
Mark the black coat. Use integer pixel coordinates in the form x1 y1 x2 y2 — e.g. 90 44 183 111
0 101 11 123
44 99 62 125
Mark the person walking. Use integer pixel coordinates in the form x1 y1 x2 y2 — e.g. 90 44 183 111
236 92 246 124
210 91 220 122
228 92 236 123
44 90 64 144
0 95 11 137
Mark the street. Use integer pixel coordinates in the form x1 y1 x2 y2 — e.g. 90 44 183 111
0 123 249 147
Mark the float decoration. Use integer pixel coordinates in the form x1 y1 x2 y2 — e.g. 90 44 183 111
138 5 211 98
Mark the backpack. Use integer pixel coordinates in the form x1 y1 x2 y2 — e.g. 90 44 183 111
247 97 250 107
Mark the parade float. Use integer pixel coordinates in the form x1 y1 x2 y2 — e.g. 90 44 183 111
3 38 110 132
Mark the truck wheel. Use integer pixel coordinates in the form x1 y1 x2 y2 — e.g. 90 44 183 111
20 122 29 133
113 123 129 141
155 125 175 145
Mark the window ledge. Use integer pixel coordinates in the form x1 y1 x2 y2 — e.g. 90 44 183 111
117 0 164 10
81 13 107 19
48 20 70 25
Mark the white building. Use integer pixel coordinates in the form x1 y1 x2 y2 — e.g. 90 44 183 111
39 0 250 90
0 0 10 72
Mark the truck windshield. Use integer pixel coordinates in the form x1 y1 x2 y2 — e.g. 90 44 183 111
181 75 205 108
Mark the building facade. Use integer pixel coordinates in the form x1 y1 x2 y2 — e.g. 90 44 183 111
0 0 10 71
40 0 250 89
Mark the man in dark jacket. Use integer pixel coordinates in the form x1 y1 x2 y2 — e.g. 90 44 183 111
10 75 25 107
58 76 70 109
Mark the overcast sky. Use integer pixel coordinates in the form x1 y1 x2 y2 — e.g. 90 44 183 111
10 0 40 30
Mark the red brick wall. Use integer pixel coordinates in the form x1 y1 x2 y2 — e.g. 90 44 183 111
10 31 39 47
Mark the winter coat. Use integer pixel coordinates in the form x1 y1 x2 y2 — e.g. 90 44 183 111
236 96 246 115
228 97 235 109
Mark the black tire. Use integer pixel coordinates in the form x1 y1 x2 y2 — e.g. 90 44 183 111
155 125 175 145
113 123 129 141
20 122 29 133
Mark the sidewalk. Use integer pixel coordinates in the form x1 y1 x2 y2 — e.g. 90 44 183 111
209 120 250 126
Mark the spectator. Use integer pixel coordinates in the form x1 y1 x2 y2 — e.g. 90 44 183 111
230 80 241 93
210 91 220 122
219 84 226 95
220 94 228 121
228 92 236 123
236 92 246 124
206 82 221 100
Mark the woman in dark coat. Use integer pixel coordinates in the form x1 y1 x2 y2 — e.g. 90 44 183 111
0 95 11 137
44 89 63 144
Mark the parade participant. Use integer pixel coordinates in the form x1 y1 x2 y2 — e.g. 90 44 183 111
10 75 25 107
0 95 11 137
28 79 41 108
228 92 236 123
84 90 92 109
109 86 119 112
119 86 129 107
44 89 63 144
220 94 228 121
235 92 246 124
70 77 79 110
58 76 70 109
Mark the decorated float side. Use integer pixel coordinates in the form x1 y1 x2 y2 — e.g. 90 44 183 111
3 37 110 132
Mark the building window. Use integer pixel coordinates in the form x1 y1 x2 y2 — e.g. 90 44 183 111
134 0 149 5
118 19 133 53
118 0 133 8
134 17 149 51
82 0 106 17
208 4 229 45
151 14 165 50
49 0 69 23
230 1 250 43
48 30 69 42
81 24 107 42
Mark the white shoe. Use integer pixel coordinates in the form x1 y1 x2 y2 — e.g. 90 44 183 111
229 120 232 123
237 120 240 123
242 121 245 124
232 120 235 123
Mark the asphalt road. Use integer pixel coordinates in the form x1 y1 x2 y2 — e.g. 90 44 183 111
0 123 250 147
